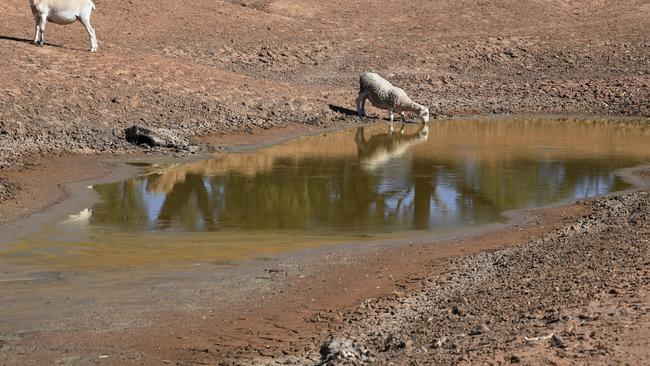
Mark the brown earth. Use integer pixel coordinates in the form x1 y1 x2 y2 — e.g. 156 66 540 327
302 192 650 366
1 0 650 365
1 0 650 175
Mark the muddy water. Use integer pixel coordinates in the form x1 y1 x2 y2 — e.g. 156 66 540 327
4 117 650 270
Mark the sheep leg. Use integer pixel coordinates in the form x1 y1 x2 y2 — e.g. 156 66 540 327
79 11 98 52
354 127 367 152
37 13 48 46
356 92 368 116
400 112 407 122
33 21 40 45
417 123 429 137
389 109 395 123
38 13 47 46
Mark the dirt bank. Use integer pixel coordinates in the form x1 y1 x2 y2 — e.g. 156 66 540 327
247 191 650 365
1 0 649 180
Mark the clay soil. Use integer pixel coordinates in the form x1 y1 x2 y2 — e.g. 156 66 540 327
1 0 650 365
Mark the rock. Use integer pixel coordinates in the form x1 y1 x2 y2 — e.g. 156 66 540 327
431 337 446 348
123 125 190 150
469 324 490 336
510 355 521 363
451 305 465 316
381 334 413 352
319 337 373 365
551 334 567 349
607 308 617 316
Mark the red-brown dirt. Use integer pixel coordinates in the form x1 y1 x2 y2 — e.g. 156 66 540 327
1 1 649 365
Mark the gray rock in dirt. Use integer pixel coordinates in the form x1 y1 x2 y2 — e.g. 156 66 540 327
123 125 190 149
551 334 567 349
510 355 521 363
469 324 490 336
431 336 446 349
319 337 373 365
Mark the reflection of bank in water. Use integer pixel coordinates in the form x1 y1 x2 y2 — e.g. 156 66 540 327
141 123 430 195
13 117 650 270
355 123 429 169
86 118 650 234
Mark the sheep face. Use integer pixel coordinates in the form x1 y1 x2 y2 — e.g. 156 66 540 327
418 106 430 123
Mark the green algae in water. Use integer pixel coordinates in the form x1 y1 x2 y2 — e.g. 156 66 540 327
5 117 650 270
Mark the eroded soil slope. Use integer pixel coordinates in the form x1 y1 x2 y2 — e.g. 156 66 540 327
1 0 649 175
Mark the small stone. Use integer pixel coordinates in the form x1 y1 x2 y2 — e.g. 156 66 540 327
551 334 567 349
431 337 446 348
469 324 490 336
510 355 521 363
123 125 190 150
451 305 465 316
579 313 597 321
607 309 617 316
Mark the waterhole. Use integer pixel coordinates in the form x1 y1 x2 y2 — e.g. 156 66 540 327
4 117 650 270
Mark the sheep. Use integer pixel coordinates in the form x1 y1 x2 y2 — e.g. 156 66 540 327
356 72 430 125
29 0 98 52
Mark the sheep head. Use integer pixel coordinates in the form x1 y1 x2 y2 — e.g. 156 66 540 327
418 106 430 123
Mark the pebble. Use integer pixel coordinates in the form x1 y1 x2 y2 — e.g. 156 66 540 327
551 334 567 349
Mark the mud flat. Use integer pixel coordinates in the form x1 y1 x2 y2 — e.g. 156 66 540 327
1 120 649 365
1 170 648 365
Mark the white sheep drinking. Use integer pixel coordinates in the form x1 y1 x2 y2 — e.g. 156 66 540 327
29 0 98 52
356 72 430 124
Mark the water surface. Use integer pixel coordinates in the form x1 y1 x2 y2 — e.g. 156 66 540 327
4 117 650 270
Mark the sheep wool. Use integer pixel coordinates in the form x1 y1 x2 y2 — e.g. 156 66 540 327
356 72 430 123
30 0 98 52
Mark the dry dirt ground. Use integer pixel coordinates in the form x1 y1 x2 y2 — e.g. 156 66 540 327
1 0 650 365
286 191 650 365
1 0 649 174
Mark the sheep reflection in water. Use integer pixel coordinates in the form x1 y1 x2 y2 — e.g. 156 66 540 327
355 122 429 169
